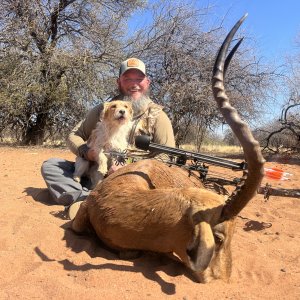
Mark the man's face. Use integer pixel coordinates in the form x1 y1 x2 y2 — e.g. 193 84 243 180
118 69 150 100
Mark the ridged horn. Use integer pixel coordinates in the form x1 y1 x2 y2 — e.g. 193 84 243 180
212 14 265 221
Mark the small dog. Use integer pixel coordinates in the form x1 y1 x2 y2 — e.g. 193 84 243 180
73 100 134 188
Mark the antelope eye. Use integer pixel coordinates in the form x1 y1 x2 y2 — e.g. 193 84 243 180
214 233 224 244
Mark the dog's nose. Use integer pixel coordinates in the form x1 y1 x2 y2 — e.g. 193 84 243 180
119 109 125 115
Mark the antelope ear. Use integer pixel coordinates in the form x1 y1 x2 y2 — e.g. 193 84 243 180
187 221 215 272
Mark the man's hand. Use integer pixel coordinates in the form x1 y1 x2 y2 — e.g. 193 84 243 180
86 148 98 161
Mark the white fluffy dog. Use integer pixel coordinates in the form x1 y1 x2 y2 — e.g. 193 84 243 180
73 100 134 188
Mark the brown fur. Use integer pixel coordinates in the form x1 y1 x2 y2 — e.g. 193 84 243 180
72 159 234 282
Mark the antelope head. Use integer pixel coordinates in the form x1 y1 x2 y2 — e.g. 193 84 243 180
187 14 266 282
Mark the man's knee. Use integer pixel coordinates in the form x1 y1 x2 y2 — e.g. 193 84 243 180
41 158 63 175
42 158 66 167
41 158 75 178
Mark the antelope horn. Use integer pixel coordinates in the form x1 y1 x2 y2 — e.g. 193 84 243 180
224 38 244 76
212 14 265 222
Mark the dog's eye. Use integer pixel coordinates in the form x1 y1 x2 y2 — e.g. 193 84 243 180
124 105 128 108
111 104 116 109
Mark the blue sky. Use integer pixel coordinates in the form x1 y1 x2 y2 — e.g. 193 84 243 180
130 1 300 62
207 0 300 62
208 0 300 122
129 1 300 122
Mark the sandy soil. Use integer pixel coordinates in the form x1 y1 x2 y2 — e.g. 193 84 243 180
0 145 299 300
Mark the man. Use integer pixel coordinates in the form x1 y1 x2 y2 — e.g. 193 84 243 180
41 58 175 210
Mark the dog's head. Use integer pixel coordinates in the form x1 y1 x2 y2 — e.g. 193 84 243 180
101 100 133 124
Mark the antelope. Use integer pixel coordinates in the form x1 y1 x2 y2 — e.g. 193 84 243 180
71 15 265 283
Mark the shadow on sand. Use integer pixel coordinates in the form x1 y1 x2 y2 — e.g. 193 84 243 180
34 223 197 295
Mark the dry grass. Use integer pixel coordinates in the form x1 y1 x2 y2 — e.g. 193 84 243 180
181 143 243 155
2 135 243 156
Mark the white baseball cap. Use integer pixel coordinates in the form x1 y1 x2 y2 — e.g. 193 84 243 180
119 58 146 77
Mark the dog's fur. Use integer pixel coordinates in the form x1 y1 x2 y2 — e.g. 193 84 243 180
73 100 134 188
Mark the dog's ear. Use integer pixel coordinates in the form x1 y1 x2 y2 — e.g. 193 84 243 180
100 102 110 121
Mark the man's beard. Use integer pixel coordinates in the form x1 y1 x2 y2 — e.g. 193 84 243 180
123 95 152 116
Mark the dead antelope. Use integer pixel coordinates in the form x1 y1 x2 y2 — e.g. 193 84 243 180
71 15 265 283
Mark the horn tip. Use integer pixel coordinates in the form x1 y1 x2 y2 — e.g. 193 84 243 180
242 13 248 20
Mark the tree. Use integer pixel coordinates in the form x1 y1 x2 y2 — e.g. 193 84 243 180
255 29 300 154
0 0 144 145
255 101 300 153
0 0 278 147
121 1 279 147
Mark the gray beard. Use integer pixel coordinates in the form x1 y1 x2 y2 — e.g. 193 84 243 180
123 95 152 116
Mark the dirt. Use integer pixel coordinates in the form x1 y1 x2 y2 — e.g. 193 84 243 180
0 145 299 299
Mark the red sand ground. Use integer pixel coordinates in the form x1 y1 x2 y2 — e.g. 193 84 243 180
0 146 299 299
